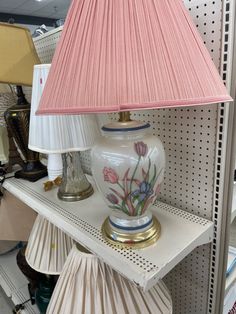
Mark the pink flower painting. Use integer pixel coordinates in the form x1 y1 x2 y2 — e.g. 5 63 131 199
104 142 163 216
134 141 148 157
103 167 119 184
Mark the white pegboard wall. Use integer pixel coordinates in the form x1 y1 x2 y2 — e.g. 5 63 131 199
32 1 234 313
187 0 223 68
22 27 63 103
132 106 217 220
33 27 63 65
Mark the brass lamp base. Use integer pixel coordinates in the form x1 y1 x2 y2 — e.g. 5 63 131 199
57 183 94 202
102 216 161 249
4 86 47 182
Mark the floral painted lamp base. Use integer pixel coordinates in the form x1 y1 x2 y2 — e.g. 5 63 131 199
92 113 165 248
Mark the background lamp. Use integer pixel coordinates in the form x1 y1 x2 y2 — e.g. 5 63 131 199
0 84 23 168
0 22 47 181
29 64 104 201
37 0 233 247
47 244 173 314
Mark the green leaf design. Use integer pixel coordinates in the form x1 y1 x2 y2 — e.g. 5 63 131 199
121 200 130 214
135 201 145 216
109 187 124 200
123 168 131 196
145 158 151 181
149 164 157 188
108 205 123 211
132 195 140 202
150 166 164 189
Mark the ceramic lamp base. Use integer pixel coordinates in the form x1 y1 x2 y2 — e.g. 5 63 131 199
102 216 161 249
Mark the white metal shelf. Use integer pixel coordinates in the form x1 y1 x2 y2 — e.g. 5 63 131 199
3 176 213 291
0 250 39 314
231 184 236 223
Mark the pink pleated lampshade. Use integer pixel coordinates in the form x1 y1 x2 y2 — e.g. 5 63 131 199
37 0 232 115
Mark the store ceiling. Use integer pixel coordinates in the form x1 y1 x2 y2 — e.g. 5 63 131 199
0 0 71 19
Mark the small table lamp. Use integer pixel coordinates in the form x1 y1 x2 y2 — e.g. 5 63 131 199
25 215 74 275
47 244 173 314
29 64 103 201
37 0 232 247
0 23 47 181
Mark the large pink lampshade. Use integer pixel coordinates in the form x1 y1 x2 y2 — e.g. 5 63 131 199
37 0 232 115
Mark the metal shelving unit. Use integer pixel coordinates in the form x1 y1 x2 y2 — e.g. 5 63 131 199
0 250 39 314
3 176 213 291
9 0 235 313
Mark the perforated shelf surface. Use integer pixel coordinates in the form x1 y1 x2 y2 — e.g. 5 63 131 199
0 250 40 314
3 176 213 291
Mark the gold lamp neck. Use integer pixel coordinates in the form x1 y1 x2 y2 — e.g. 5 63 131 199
119 111 131 122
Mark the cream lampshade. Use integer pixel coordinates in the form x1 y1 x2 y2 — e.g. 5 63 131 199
29 64 104 200
37 0 232 248
25 215 74 275
47 244 173 314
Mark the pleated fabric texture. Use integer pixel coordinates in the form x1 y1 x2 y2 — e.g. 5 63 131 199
47 245 173 314
29 64 103 154
25 215 74 275
37 0 232 116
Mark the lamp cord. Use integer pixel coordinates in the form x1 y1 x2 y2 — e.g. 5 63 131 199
12 298 31 313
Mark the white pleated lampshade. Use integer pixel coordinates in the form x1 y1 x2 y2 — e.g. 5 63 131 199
29 64 102 154
25 215 74 275
47 245 173 314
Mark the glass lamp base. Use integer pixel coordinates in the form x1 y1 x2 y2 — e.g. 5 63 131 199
57 152 94 202
102 216 161 249
58 183 94 202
